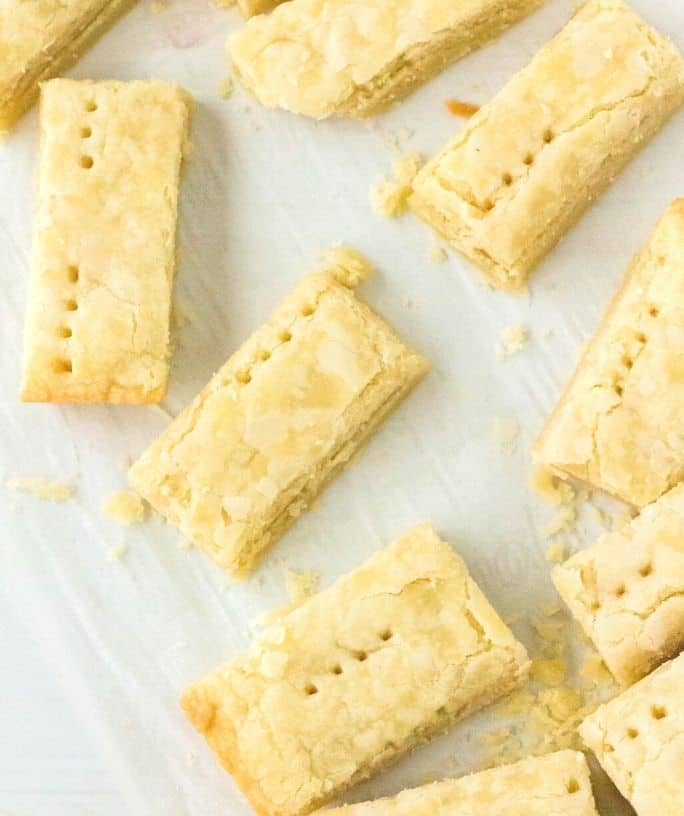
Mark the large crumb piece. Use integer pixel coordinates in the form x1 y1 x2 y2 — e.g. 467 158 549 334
6 476 74 501
445 98 480 117
284 569 319 605
317 244 374 288
496 324 528 358
103 490 146 525
370 153 423 218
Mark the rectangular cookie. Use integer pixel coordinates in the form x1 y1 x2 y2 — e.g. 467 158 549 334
129 248 429 576
533 200 684 506
228 0 546 119
0 0 134 131
580 652 684 816
553 483 684 686
320 750 598 816
181 525 530 816
409 0 684 290
21 79 192 404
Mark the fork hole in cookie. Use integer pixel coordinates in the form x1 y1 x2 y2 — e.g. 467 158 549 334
482 198 494 212
651 705 667 720
636 332 647 344
331 664 343 675
590 601 601 612
80 155 94 169
622 355 633 369
64 298 78 312
304 683 318 696
300 303 315 317
257 349 271 362
543 129 554 144
354 651 368 662
639 563 653 578
626 727 639 739
566 778 580 794
67 265 79 283
80 126 92 138
523 153 534 166
649 306 660 318
502 172 513 186
278 329 292 343
378 629 392 641
236 370 252 385
220 508 231 525
53 358 72 374
57 326 72 339
615 584 626 598
85 100 97 112
615 384 623 397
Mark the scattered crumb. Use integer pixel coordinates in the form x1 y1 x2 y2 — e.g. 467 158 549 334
544 503 577 537
369 152 423 218
492 417 519 454
6 476 74 501
496 324 528 357
103 490 146 525
529 466 574 505
218 76 234 100
428 243 448 263
580 653 613 686
545 541 566 563
531 658 567 685
445 99 480 117
106 543 127 561
320 244 374 288
284 569 319 605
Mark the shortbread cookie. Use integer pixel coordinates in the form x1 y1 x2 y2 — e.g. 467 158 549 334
228 0 546 119
410 0 684 290
0 0 134 131
553 483 684 685
181 525 530 816
580 652 684 816
21 80 192 404
320 750 598 816
129 250 429 576
533 200 684 506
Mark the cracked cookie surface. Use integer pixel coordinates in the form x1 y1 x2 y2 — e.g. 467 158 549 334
21 79 192 404
181 525 530 816
409 0 684 289
129 254 429 577
534 200 684 505
581 652 684 816
319 750 598 815
553 483 684 685
228 0 545 119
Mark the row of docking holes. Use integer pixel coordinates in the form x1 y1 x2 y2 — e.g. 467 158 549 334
79 99 98 170
604 704 669 753
222 302 317 388
612 313 658 398
53 264 80 374
480 129 554 213
301 628 393 697
590 561 654 611
54 99 98 372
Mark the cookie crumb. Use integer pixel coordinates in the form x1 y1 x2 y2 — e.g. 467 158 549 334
320 244 374 287
529 466 574 505
445 99 480 117
285 569 319 605
496 324 528 357
218 76 234 99
545 541 566 563
6 476 74 501
106 543 127 561
428 243 448 263
370 152 423 218
103 490 146 525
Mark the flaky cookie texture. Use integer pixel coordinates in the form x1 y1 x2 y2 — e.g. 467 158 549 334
228 0 545 119
21 79 192 404
181 525 530 816
410 0 684 289
0 0 134 131
533 200 684 506
553 483 684 686
129 249 429 577
580 652 684 816
319 751 598 816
